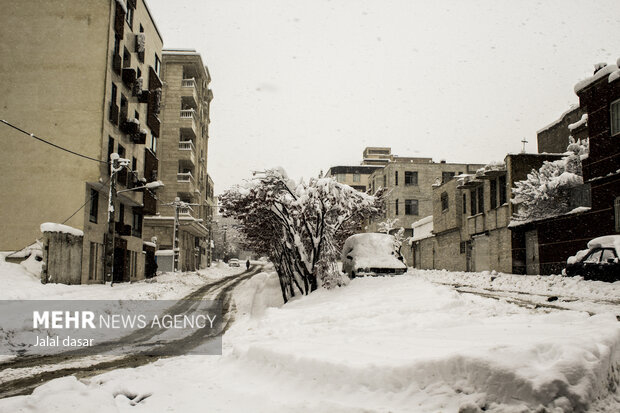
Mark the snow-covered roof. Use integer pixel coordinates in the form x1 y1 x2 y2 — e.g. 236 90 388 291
143 241 157 248
574 64 619 94
40 223 83 237
411 216 434 242
536 104 579 135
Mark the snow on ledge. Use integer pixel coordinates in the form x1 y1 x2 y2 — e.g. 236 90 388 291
568 114 587 131
574 64 619 94
40 223 83 237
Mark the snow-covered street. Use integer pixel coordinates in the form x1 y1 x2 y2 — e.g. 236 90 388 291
1 263 618 412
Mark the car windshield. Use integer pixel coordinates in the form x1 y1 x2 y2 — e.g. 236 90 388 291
601 249 617 262
583 250 602 263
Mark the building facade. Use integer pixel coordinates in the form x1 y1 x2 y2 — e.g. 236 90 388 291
142 50 215 271
325 165 382 192
0 0 163 283
537 105 587 154
510 63 620 274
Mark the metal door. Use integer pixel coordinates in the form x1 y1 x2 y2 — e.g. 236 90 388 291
525 229 539 275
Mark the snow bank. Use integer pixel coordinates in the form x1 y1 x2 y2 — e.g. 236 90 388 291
342 233 406 270
232 271 284 317
40 222 84 237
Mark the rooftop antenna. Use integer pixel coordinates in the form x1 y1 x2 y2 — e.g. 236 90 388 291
521 138 528 153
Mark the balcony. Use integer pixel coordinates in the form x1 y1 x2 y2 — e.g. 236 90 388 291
177 171 195 183
180 109 198 136
181 78 199 107
178 140 196 165
467 214 486 235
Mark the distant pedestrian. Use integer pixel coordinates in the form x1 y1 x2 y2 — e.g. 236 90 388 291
246 259 250 270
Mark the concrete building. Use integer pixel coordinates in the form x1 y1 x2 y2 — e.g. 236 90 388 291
0 0 164 283
410 154 564 273
325 165 382 192
143 50 215 271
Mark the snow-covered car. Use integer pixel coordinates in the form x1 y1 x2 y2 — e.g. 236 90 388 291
228 258 240 267
565 235 620 281
341 233 407 278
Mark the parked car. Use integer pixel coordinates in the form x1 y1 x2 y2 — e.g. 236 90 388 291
228 258 240 267
565 235 620 281
341 233 407 278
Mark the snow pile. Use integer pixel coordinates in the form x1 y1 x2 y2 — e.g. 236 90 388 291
1 274 619 412
40 222 83 237
568 113 588 131
588 235 620 256
232 271 284 317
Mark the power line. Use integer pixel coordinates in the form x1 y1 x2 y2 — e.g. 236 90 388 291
62 175 113 224
0 119 108 164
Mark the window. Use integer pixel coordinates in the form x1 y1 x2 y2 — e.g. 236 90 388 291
111 83 118 103
383 175 386 187
477 186 484 213
601 249 617 263
441 192 449 211
139 24 144 33
113 36 120 56
499 175 507 205
405 171 418 186
470 189 477 215
132 211 143 237
337 173 346 182
119 203 125 224
611 99 620 136
155 54 161 76
395 199 399 215
126 4 134 28
490 178 497 209
151 133 157 154
137 67 142 79
353 173 360 183
405 199 419 215
462 193 467 215
88 242 101 280
395 171 399 186
134 110 139 120
442 172 455 184
460 241 466 254
89 189 99 223
123 47 131 68
107 137 115 167
120 95 128 119
615 197 620 232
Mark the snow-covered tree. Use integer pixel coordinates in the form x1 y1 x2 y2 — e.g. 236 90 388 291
220 169 385 302
511 137 589 222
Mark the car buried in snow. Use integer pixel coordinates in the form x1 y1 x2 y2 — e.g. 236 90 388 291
565 235 620 282
341 233 407 278
228 258 240 267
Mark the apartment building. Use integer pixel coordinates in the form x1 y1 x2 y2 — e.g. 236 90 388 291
0 0 163 283
143 50 215 271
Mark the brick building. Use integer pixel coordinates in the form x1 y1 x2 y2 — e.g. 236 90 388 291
510 63 620 274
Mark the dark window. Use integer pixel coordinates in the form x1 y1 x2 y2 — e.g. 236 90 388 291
117 144 127 186
137 67 141 79
490 178 497 209
477 186 484 213
405 199 419 215
119 203 125 224
470 189 477 215
155 54 161 76
442 172 455 184
113 36 120 56
120 95 128 120
460 241 466 254
441 192 449 211
611 99 620 136
89 189 99 223
499 175 507 205
134 110 139 120
139 24 144 33
395 199 399 215
462 193 467 215
107 137 115 168
383 175 386 187
123 47 131 68
405 171 418 186
111 83 118 103
132 212 143 237
395 171 398 186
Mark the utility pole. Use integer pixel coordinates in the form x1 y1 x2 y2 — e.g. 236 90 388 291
104 153 130 285
173 197 181 272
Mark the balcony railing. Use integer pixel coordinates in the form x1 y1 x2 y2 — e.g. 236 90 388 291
177 172 195 183
182 78 196 88
179 140 196 152
180 109 197 120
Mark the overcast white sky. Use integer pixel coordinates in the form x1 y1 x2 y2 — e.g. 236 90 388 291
146 0 620 193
